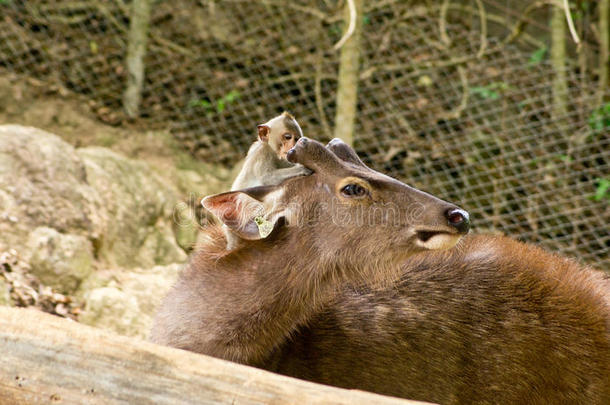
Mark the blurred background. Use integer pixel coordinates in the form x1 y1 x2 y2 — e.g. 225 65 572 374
0 0 608 334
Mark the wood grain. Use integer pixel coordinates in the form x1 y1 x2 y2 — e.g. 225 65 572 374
0 307 433 405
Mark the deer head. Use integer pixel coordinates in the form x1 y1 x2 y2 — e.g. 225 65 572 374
203 138 469 280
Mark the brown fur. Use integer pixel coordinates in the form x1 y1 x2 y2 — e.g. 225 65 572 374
271 235 610 404
226 112 309 249
151 138 467 364
151 138 609 404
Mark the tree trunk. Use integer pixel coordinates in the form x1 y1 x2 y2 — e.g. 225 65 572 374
333 0 364 146
0 307 433 405
123 0 152 118
600 0 609 102
551 3 568 119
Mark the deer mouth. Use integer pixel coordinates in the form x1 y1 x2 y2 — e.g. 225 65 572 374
415 229 461 251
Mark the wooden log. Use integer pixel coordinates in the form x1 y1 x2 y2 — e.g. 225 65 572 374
0 307 433 405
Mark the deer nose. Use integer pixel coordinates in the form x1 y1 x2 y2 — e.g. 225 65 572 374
445 208 470 234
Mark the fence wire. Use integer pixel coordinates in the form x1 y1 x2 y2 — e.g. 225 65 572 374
0 0 608 269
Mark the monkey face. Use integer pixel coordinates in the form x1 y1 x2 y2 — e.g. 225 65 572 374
277 131 299 159
258 112 304 160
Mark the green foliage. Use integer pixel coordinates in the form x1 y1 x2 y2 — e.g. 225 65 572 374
470 82 510 100
593 178 610 202
0 0 12 5
188 99 212 110
328 23 342 36
528 46 547 66
580 1 590 11
588 103 610 133
189 90 241 116
89 41 98 55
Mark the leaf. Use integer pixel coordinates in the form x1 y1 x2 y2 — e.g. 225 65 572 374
188 99 212 110
417 75 433 87
588 103 610 132
89 41 98 54
594 178 610 202
224 90 240 103
470 86 499 100
528 46 547 66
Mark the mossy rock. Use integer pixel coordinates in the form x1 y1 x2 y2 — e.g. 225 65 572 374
26 227 94 294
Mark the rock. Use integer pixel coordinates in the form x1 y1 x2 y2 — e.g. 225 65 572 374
0 125 101 251
0 124 232 333
26 227 94 294
0 125 188 269
172 168 230 251
80 286 145 337
172 199 201 252
136 221 187 268
175 168 229 197
0 278 10 306
79 263 182 338
77 146 185 268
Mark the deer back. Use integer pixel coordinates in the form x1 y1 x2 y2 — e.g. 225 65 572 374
269 234 610 404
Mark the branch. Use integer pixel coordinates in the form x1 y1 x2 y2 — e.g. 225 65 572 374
442 3 547 48
474 0 488 58
439 0 452 47
315 52 333 139
220 0 329 20
441 65 469 120
333 0 357 50
503 0 554 45
561 0 581 46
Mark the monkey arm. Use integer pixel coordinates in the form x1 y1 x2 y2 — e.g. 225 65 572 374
264 164 311 184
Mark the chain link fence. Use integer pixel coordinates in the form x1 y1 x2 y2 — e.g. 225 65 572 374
1 0 608 269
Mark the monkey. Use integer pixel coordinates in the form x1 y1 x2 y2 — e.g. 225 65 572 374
231 112 309 189
224 111 311 249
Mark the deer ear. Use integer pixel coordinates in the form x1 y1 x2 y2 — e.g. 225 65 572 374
257 125 270 142
202 189 283 240
326 138 367 168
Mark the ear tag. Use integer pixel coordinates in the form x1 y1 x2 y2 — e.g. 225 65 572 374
254 216 273 238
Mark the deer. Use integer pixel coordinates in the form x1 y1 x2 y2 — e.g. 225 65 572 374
150 137 469 362
269 234 610 404
151 138 610 404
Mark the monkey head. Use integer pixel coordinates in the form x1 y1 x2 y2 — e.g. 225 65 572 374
257 111 303 160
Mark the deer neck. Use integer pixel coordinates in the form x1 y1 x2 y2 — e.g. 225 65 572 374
196 234 338 365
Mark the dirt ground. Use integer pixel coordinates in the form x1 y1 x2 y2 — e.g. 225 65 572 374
0 72 223 177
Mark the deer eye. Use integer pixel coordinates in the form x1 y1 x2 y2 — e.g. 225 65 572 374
341 183 368 198
283 133 292 140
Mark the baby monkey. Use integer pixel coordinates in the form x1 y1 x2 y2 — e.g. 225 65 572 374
231 111 309 189
225 111 311 249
